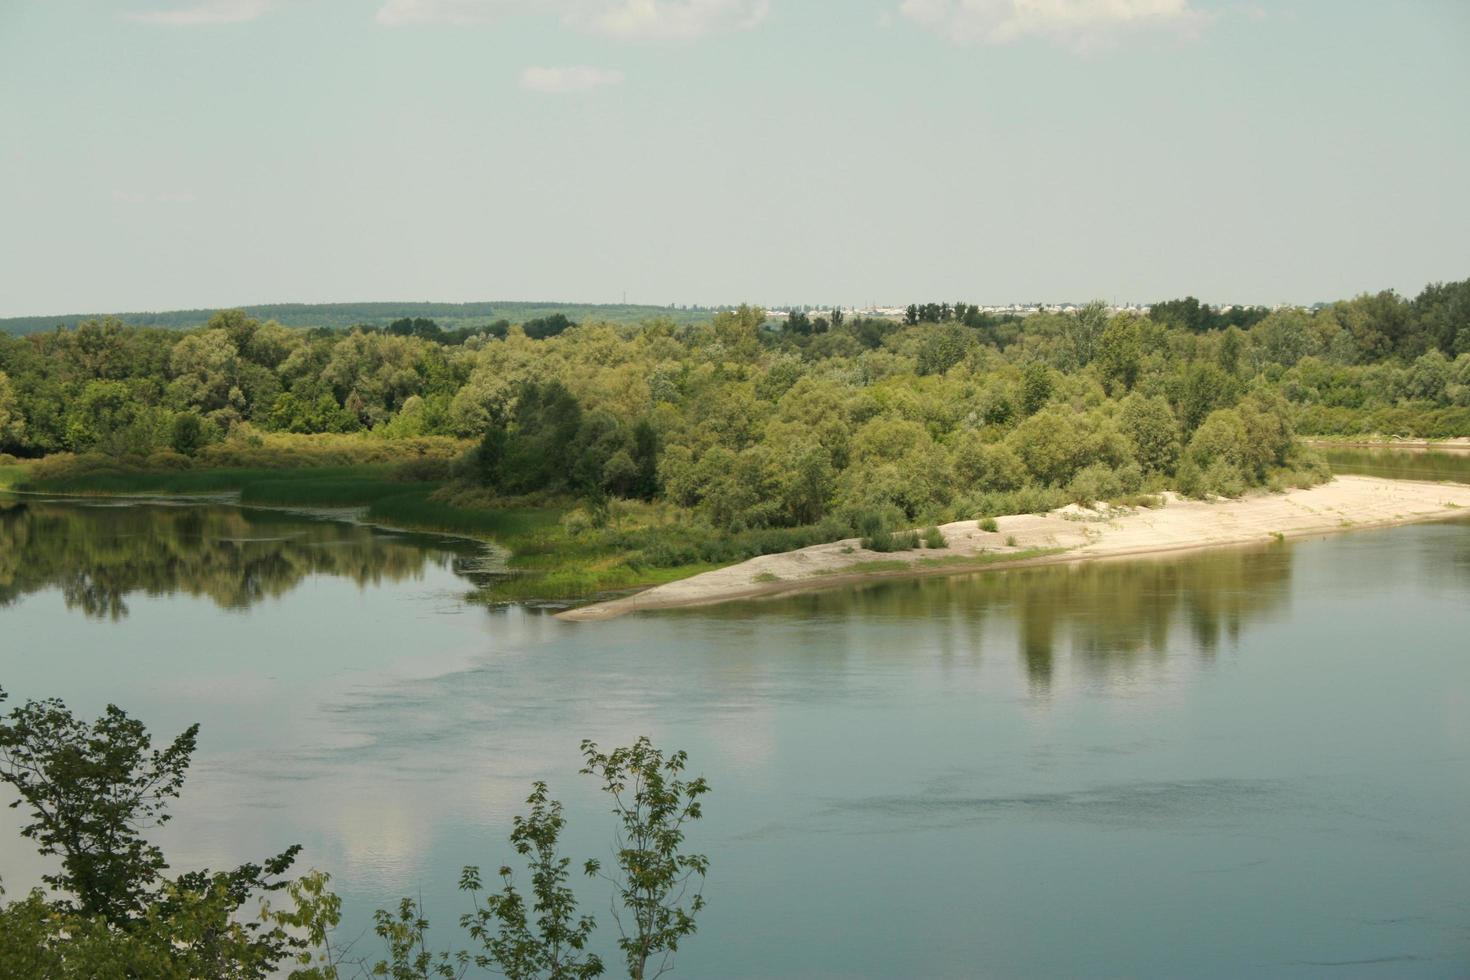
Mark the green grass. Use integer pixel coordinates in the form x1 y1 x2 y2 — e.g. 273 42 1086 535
367 491 563 538
914 547 1065 569
824 560 911 574
241 476 417 507
0 463 29 491
22 465 397 496
813 547 1068 578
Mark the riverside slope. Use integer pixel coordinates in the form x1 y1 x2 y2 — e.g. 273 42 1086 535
558 476 1470 621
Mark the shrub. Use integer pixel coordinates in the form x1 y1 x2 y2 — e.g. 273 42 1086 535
952 435 1026 492
143 450 193 471
1185 409 1248 473
168 412 207 457
971 485 1069 518
858 511 921 552
978 516 999 533
921 525 947 549
1067 463 1124 505
560 508 594 537
1202 459 1247 497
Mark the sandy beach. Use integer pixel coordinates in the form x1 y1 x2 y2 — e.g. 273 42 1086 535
558 475 1470 621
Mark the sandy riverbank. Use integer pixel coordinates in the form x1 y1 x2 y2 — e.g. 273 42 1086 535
1306 437 1470 450
557 475 1470 621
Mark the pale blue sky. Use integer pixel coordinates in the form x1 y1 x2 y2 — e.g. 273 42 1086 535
1 0 1466 316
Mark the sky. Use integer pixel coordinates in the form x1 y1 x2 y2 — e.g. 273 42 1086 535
1 0 1467 316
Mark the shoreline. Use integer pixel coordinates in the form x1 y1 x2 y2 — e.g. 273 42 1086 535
1307 437 1470 451
557 476 1470 621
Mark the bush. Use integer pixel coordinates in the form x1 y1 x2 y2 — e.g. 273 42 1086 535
1180 458 1247 498
858 511 920 552
972 485 1069 518
1202 459 1247 497
143 450 194 471
859 511 896 551
921 525 947 549
560 508 594 537
1185 409 1248 473
1066 463 1124 505
978 516 999 533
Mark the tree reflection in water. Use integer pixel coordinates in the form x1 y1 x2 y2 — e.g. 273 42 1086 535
0 500 485 619
710 544 1294 695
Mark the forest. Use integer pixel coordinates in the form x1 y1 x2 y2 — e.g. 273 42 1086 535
2 279 1467 581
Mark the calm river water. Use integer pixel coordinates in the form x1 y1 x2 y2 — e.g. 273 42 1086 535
2 461 1469 977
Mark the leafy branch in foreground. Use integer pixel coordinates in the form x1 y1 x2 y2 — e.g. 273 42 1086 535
0 686 339 979
461 781 603 979
580 737 711 980
0 683 712 980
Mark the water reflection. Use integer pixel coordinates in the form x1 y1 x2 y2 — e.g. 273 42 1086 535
0 499 487 619
2 497 1469 977
698 543 1293 694
1323 445 1470 483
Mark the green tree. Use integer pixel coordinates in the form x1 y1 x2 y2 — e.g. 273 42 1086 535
580 737 711 980
461 782 603 980
630 419 661 501
1019 361 1053 416
0 688 326 977
0 370 25 448
1118 394 1181 475
1062 301 1109 369
1150 296 1209 332
1217 327 1243 375
1184 408 1248 473
915 325 971 376
169 410 207 456
65 380 142 453
1173 361 1240 433
952 432 1026 492
1096 316 1143 393
0 694 197 922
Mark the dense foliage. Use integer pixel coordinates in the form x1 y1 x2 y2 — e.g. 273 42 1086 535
0 687 710 979
2 280 1466 536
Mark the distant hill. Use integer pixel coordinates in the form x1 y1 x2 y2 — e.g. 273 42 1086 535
0 301 719 336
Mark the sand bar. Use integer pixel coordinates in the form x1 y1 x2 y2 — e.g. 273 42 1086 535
557 476 1470 621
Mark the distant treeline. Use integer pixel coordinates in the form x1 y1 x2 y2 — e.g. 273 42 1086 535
0 301 715 337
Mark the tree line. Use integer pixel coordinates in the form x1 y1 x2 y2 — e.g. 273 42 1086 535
2 279 1467 532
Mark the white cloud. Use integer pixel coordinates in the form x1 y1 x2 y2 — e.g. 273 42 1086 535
899 0 1205 48
519 64 625 93
567 0 770 41
375 0 768 39
124 0 278 25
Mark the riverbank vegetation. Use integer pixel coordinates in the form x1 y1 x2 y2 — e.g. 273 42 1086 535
0 686 710 979
2 278 1465 598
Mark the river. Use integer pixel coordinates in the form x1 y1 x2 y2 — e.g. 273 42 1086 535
1 457 1468 977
